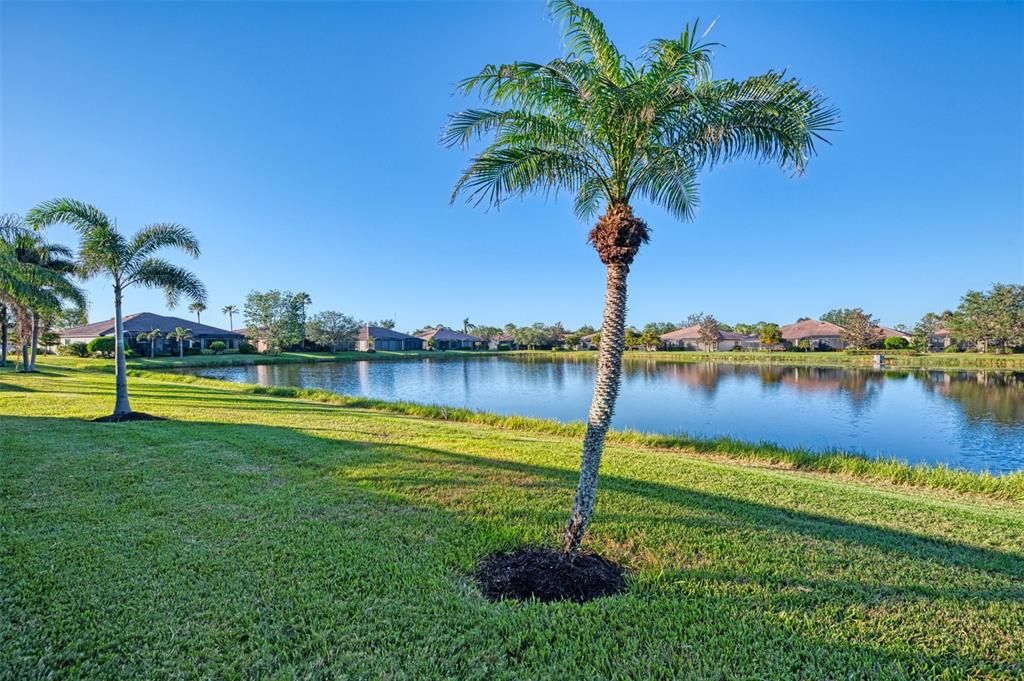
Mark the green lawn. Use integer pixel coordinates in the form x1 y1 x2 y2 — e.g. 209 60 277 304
2 362 1022 679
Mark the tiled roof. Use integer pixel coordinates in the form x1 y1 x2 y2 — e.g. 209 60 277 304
660 325 756 342
780 319 846 340
416 327 484 342
59 312 242 338
357 326 421 341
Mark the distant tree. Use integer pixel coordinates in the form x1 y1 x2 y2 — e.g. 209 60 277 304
624 327 642 350
294 292 312 343
462 317 472 333
839 308 882 350
576 324 598 336
564 330 584 350
473 325 503 342
28 198 205 418
243 290 303 353
796 316 812 322
168 326 192 358
369 319 395 330
642 322 676 336
640 330 661 351
698 314 721 351
911 312 942 352
306 310 359 352
758 323 783 351
948 284 1024 352
683 312 706 327
820 308 855 328
54 305 88 330
137 327 163 358
189 301 206 323
883 336 909 350
221 304 239 331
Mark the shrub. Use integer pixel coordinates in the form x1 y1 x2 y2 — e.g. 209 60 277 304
208 341 226 354
944 345 962 353
184 347 201 356
57 342 89 357
238 342 257 354
86 336 116 357
124 348 137 359
883 336 910 350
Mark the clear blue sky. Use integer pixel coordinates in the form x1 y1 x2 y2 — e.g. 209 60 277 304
2 1 1021 332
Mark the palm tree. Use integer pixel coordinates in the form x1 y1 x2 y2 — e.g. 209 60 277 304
0 215 85 372
27 199 206 419
221 304 238 331
189 302 206 323
295 292 312 347
138 327 163 358
168 326 192 358
462 317 472 333
446 0 836 555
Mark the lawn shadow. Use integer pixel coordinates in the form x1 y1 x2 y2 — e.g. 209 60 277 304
3 413 1021 677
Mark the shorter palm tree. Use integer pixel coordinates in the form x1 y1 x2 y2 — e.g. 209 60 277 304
221 304 238 331
169 326 192 358
137 327 163 358
189 302 206 323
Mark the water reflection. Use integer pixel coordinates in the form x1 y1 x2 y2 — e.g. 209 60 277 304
183 357 1024 473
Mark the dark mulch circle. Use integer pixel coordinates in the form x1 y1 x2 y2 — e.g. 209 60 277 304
475 547 627 603
92 412 166 423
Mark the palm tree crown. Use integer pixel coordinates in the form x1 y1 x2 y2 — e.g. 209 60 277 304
446 0 837 262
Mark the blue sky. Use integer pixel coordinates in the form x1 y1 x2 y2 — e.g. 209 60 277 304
2 1 1021 332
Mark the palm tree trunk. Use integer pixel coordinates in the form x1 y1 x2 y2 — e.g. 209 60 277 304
562 261 629 555
112 289 132 417
20 339 30 372
1 304 7 368
29 311 39 371
179 339 184 359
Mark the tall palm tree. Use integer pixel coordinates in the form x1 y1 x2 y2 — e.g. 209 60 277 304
189 302 206 323
221 304 238 331
168 326 192 358
446 0 836 555
462 317 472 333
27 199 206 418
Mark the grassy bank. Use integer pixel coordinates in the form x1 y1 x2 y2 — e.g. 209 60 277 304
532 350 1024 370
2 363 1022 678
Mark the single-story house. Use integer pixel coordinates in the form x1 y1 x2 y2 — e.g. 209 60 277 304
417 327 484 350
356 326 424 352
876 325 911 341
488 333 519 350
660 325 759 351
578 333 599 350
58 312 244 354
780 319 846 350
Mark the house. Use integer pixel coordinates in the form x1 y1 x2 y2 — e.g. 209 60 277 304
488 333 518 351
780 319 846 350
417 327 484 350
57 312 244 354
578 333 598 350
660 325 759 351
876 325 911 340
356 326 424 352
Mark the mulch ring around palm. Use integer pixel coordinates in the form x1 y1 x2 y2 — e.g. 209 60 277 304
92 412 166 423
475 547 627 603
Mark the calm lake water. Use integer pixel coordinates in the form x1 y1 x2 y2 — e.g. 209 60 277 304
183 357 1024 474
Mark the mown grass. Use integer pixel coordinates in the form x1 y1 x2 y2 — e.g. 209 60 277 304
2 363 1023 679
133 369 1024 503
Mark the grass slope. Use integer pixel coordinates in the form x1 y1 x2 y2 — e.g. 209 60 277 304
2 365 1022 679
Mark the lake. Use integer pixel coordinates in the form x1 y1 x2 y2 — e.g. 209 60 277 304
182 356 1024 473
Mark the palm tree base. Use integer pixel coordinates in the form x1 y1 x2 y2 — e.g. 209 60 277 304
474 546 626 603
92 411 165 423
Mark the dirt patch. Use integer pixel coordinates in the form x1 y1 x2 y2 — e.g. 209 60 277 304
475 547 627 603
92 412 166 423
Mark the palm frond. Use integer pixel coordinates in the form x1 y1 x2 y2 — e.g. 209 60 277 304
25 198 112 233
128 223 201 263
128 257 207 308
549 0 625 85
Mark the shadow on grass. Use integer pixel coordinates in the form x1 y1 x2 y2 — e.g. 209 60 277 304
3 413 1022 677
